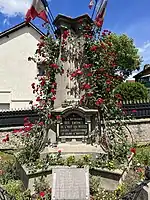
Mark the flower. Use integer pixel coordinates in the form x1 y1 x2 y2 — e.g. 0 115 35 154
106 80 111 85
51 88 56 94
95 19 103 27
115 94 122 100
130 147 136 154
61 57 66 62
31 83 35 89
90 45 98 51
48 114 52 118
39 191 45 198
83 83 91 90
63 30 69 39
106 88 110 92
50 63 59 69
39 122 44 126
24 117 29 122
83 64 92 69
56 115 61 120
132 109 137 113
96 98 104 106
52 82 57 87
58 149 61 153
51 96 56 101
36 97 41 102
87 72 92 77
76 69 83 75
87 92 93 97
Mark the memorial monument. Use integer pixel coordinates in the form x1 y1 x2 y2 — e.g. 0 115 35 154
40 14 103 157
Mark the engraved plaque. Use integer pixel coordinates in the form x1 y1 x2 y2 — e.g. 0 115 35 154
60 113 88 137
52 167 90 200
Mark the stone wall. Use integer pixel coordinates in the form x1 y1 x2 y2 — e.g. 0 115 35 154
124 118 150 145
1 118 150 149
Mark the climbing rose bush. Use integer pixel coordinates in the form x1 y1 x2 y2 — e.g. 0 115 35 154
60 20 133 160
16 30 64 163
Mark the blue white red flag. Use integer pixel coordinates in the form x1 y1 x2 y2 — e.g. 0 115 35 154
89 0 95 9
25 0 49 22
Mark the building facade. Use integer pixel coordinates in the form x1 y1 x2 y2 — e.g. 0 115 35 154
0 22 44 110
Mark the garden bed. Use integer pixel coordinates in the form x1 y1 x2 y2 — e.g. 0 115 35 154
16 152 134 193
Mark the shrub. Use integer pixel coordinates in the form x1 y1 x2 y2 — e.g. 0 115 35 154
114 82 148 101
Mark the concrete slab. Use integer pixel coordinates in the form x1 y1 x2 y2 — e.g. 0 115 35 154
41 143 106 158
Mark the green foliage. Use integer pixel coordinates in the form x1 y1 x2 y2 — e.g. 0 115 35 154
115 82 148 101
3 180 24 200
134 146 150 166
0 152 17 185
108 33 141 77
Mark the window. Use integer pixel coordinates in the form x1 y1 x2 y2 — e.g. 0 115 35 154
0 103 10 110
37 64 45 77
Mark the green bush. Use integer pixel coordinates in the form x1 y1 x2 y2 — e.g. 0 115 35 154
3 180 24 200
114 82 148 101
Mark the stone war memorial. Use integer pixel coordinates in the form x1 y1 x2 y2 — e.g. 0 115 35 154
1 4 150 200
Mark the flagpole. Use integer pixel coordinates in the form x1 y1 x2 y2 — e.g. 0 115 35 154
91 0 98 19
46 8 55 34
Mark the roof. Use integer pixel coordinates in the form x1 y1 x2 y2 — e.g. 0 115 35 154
134 64 150 78
53 14 93 27
0 21 45 39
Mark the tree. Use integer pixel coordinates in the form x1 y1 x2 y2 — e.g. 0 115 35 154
106 33 142 78
114 82 148 101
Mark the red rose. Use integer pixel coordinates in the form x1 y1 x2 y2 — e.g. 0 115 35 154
87 93 93 97
95 19 103 28
87 72 92 77
56 115 61 120
130 147 136 154
76 69 83 75
52 82 57 87
39 191 45 198
50 63 59 69
51 96 56 101
90 45 98 51
36 97 41 102
83 83 91 90
48 114 52 118
106 88 110 92
63 30 69 39
132 109 137 113
39 122 44 126
61 57 66 62
106 80 111 85
96 98 104 106
31 83 35 89
83 64 92 69
58 149 61 153
51 89 56 94
115 94 122 100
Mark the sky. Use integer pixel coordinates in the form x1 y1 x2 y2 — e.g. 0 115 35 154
0 0 150 79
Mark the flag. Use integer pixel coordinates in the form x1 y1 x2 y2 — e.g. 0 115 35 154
89 0 95 9
25 0 49 23
95 0 108 27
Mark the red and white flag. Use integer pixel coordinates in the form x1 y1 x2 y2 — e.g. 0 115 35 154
25 0 49 23
89 0 95 9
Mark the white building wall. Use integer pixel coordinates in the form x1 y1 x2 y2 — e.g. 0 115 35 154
0 26 40 110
